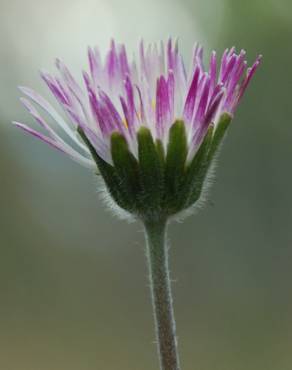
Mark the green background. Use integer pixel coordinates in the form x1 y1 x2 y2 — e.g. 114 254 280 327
0 0 291 369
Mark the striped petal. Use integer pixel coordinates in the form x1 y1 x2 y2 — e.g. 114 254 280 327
15 40 261 167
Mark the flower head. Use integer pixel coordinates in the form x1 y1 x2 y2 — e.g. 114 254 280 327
14 39 261 219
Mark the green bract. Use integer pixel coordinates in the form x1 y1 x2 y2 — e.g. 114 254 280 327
79 113 231 221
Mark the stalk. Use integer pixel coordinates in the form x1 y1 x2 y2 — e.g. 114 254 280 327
144 218 180 370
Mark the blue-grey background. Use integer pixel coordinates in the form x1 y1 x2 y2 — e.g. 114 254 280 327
0 0 291 369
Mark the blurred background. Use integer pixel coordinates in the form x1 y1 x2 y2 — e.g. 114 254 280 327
0 0 292 369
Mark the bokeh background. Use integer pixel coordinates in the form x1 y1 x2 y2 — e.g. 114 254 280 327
0 0 292 369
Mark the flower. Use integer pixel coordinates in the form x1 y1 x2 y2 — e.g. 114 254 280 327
14 39 261 218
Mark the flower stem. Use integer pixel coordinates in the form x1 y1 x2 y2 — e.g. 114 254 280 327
144 218 181 370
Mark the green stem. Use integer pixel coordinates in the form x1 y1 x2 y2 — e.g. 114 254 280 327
144 218 181 370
